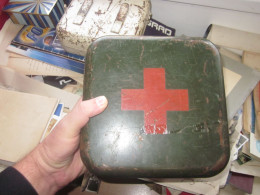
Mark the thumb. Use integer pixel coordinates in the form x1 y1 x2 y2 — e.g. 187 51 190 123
56 96 108 138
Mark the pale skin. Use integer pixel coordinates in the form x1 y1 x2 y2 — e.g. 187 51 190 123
14 96 108 195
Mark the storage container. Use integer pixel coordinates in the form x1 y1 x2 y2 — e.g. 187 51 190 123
3 0 64 28
56 0 151 56
80 36 230 179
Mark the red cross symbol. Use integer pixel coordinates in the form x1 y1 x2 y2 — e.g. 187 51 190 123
121 68 189 134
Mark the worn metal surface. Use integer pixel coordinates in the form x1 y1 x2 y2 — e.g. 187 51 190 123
80 36 230 179
56 0 151 56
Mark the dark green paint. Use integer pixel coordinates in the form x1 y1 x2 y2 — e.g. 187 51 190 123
80 36 229 178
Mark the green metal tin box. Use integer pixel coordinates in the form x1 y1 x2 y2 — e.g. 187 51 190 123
80 36 229 179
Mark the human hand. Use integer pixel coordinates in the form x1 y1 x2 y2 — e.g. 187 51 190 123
14 96 108 195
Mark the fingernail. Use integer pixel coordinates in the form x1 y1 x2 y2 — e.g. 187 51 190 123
96 96 107 107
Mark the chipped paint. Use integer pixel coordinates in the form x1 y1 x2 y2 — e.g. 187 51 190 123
121 68 189 134
56 0 151 55
217 110 225 148
210 153 229 172
80 36 229 179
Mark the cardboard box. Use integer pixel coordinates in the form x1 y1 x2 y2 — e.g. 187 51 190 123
3 0 64 28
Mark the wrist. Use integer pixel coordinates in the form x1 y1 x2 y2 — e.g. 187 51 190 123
14 146 58 195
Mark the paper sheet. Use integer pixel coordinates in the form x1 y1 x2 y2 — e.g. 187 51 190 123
0 19 23 66
0 66 80 110
243 93 253 134
207 24 260 53
223 67 242 96
40 103 64 142
0 88 58 163
219 47 242 62
243 51 260 72
7 52 84 78
221 55 260 121
250 132 260 158
231 160 260 177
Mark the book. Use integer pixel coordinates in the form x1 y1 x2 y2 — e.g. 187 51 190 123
7 25 85 74
7 52 84 78
253 82 260 139
249 82 260 159
228 172 254 194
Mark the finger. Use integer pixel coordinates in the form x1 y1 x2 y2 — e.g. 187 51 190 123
55 96 108 138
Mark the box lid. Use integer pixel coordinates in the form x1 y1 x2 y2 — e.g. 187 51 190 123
3 0 58 15
80 36 230 179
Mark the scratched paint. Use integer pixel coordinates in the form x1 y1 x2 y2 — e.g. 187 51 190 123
56 0 151 55
80 37 229 179
121 68 189 134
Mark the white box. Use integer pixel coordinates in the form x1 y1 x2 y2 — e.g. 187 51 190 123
56 0 151 56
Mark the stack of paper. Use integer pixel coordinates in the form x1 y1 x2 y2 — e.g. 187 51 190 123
0 19 82 168
0 19 84 84
0 66 81 168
